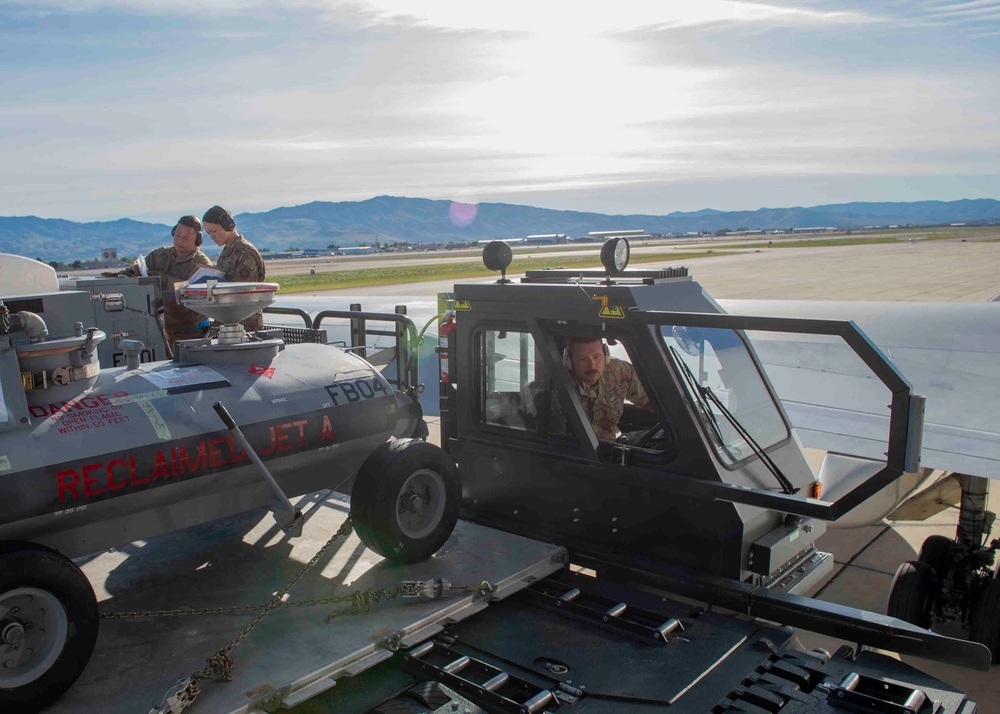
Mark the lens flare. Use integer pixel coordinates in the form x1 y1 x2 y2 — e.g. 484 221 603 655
449 202 478 227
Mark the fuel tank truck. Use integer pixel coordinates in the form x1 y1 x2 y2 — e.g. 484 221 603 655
0 257 460 713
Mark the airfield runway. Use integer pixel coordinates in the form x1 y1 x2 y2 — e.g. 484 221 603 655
287 228 1000 302
309 231 1000 705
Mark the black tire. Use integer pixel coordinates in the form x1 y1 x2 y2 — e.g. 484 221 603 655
969 577 1000 663
0 541 99 713
886 560 934 628
918 535 955 578
351 439 461 563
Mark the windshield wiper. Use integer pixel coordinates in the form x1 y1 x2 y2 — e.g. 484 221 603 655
668 347 795 495
670 346 726 445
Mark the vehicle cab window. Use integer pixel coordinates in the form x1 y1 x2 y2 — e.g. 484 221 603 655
477 328 673 456
661 325 789 465
480 328 534 430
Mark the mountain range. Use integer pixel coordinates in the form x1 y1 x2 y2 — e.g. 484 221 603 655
2 196 998 262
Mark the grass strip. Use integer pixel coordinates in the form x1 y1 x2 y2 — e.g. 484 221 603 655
272 251 727 293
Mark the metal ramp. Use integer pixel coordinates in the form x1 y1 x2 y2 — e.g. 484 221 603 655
46 491 566 714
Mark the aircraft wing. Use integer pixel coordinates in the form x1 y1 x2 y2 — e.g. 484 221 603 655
269 293 1000 480
719 300 1000 480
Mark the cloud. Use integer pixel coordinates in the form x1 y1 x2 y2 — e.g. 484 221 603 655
351 0 873 34
15 0 872 28
0 1 997 221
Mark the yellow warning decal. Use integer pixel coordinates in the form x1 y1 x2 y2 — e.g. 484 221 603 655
21 371 47 391
453 300 472 311
592 295 625 320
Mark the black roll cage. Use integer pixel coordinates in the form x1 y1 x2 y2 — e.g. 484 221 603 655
510 307 924 522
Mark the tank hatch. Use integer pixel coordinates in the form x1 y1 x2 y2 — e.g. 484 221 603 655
175 281 282 364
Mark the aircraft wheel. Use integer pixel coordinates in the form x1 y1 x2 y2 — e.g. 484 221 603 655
352 439 460 563
969 577 1000 663
0 541 99 713
886 560 934 628
918 535 955 578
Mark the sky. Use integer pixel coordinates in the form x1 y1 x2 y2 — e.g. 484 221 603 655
1 1 998 222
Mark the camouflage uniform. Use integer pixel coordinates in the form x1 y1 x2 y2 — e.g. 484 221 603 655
572 358 651 442
132 247 213 348
215 234 266 331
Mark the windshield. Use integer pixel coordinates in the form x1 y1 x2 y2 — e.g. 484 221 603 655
659 325 788 465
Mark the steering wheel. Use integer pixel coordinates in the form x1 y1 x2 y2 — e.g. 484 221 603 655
621 422 675 452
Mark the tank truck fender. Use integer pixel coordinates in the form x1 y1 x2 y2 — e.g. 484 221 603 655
392 389 429 440
351 439 460 563
0 540 99 713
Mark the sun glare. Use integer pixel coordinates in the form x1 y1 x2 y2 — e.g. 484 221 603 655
440 32 722 180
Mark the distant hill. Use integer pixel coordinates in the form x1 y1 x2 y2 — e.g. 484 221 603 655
2 196 998 262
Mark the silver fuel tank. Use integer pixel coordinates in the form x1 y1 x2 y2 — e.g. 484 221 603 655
0 287 399 559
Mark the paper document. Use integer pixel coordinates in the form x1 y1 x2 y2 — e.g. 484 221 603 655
187 266 227 284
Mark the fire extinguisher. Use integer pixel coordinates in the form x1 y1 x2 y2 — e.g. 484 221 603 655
439 311 456 384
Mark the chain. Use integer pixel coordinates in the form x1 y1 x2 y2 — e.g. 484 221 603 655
146 574 494 714
104 594 350 620
111 578 496 622
135 509 495 714
146 517 354 714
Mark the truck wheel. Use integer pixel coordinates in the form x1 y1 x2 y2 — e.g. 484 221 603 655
0 542 99 713
886 560 934 628
918 535 954 578
352 439 460 563
969 577 1000 663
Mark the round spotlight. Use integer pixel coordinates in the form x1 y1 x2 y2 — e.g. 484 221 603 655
483 240 513 273
600 237 630 274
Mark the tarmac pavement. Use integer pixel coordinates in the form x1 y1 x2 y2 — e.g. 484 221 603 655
293 229 1000 302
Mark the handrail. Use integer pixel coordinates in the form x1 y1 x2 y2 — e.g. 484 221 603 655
311 309 420 393
262 306 312 329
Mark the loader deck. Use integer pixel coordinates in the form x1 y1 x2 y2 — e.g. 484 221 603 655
46 490 566 714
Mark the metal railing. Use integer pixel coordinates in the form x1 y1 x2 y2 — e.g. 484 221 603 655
264 304 419 393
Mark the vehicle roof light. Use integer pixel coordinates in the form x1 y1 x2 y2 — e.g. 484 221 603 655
600 237 630 275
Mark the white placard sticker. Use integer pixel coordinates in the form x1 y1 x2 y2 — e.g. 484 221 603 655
109 390 168 405
138 400 171 440
142 365 227 391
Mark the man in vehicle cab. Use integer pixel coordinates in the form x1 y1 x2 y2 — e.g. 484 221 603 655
563 335 653 442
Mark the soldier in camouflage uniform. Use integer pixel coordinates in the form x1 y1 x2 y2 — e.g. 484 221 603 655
126 215 213 350
562 335 652 442
202 205 267 332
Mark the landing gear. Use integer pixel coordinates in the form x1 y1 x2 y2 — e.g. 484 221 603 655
970 578 1000 663
917 534 954 577
0 542 99 714
352 439 461 563
886 561 934 628
885 473 1000 662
